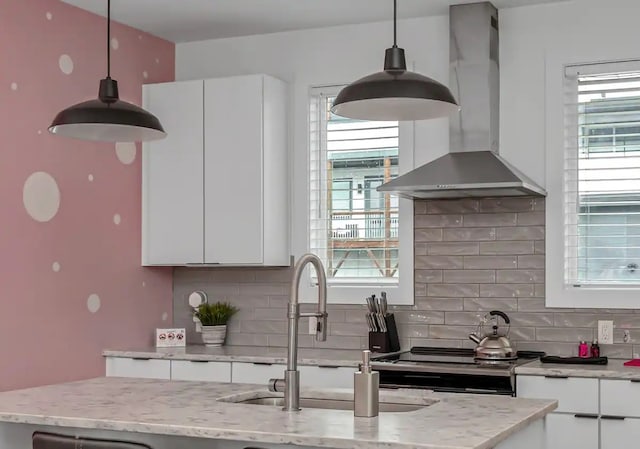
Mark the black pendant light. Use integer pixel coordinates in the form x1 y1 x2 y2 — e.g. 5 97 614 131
49 0 166 142
331 0 459 121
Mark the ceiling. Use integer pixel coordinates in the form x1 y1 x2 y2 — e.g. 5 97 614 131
61 0 571 43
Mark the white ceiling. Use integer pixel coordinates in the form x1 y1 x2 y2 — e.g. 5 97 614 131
61 0 570 43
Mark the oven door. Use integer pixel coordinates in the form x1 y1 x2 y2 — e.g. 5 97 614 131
377 368 515 396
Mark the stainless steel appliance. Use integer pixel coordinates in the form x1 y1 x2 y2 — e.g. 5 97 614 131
468 310 517 361
371 347 543 396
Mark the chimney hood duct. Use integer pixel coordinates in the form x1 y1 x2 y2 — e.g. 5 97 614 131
377 2 546 199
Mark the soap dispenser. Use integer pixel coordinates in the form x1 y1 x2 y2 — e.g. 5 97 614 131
354 350 379 417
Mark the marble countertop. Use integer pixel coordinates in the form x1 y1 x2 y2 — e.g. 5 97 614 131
516 358 640 379
0 377 556 449
103 346 364 367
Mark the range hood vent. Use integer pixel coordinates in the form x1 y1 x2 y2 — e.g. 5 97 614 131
378 2 546 200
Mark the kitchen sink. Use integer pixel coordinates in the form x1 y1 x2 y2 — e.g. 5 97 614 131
219 393 434 412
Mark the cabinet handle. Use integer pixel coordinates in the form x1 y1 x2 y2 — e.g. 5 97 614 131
318 365 340 369
574 414 598 419
544 375 569 379
252 362 273 366
190 360 209 364
131 357 151 361
629 379 640 383
601 415 626 420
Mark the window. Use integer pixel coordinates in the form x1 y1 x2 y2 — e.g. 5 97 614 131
309 87 400 285
564 64 640 288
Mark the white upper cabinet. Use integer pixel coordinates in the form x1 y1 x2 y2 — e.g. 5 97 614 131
142 74 289 266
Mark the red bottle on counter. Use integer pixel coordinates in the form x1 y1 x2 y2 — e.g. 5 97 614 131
591 340 600 358
579 341 589 358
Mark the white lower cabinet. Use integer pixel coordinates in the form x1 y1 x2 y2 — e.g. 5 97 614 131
517 375 598 414
601 416 640 449
171 360 232 382
231 362 287 385
545 413 599 449
230 363 354 388
105 357 171 380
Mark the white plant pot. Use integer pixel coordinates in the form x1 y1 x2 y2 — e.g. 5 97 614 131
201 325 227 347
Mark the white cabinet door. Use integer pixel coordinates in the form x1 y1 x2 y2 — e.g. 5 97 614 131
232 362 286 385
142 80 204 265
545 413 599 449
299 366 354 389
601 379 640 418
105 357 171 380
601 416 640 449
204 75 264 265
517 375 599 414
171 360 232 382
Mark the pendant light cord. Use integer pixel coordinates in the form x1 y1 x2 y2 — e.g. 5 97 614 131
107 0 111 78
393 0 397 47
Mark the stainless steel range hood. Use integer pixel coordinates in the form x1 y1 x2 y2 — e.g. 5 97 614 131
377 2 546 200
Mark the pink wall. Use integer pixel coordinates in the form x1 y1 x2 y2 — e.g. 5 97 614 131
0 0 175 391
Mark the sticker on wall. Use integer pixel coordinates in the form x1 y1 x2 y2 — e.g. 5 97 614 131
88 174 94 182
58 54 74 75
23 172 61 222
113 213 121 225
46 12 52 20
143 71 148 79
87 294 101 313
52 262 61 272
111 37 119 50
115 142 136 164
10 82 17 91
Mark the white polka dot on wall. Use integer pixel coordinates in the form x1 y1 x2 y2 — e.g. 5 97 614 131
143 71 148 79
37 130 42 135
10 82 17 91
155 58 160 64
111 37 119 50
52 262 61 272
46 12 52 20
87 294 101 313
138 35 142 40
59 54 74 75
23 172 61 222
88 174 94 182
162 312 168 322
115 142 136 165
142 281 146 287
113 213 121 225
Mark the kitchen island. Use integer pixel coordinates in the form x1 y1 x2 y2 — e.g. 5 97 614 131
0 377 555 449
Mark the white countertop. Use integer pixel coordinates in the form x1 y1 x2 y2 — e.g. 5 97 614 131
103 346 364 367
516 358 640 379
0 377 556 449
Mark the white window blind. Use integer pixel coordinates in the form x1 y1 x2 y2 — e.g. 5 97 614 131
309 87 400 284
564 63 640 286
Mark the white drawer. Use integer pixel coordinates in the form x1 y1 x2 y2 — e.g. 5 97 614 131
171 360 231 382
544 413 599 449
516 375 598 413
299 365 354 389
105 357 170 379
232 362 286 385
601 379 640 417
601 416 640 449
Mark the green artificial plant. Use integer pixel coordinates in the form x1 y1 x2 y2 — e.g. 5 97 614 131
195 302 238 326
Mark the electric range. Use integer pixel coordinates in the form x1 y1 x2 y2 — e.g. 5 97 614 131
371 347 544 396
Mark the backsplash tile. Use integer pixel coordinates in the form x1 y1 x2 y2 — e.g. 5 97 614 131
173 196 639 357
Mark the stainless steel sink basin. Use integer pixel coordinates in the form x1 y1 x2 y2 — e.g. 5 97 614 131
227 395 425 412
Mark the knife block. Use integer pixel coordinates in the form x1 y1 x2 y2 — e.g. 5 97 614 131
368 313 400 353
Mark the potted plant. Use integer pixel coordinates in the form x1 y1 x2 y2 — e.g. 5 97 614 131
194 302 238 347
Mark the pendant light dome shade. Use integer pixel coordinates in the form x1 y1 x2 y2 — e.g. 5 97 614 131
331 2 459 121
49 79 166 142
49 0 166 142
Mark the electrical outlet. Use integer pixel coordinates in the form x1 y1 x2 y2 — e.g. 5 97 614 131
598 320 614 344
309 316 318 334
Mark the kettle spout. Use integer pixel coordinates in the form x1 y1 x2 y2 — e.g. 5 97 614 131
468 333 482 344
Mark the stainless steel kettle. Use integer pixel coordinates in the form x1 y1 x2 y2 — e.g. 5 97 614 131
468 310 517 360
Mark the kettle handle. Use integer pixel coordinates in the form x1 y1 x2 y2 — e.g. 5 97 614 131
489 310 510 325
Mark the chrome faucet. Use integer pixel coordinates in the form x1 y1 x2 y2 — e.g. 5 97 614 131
268 253 328 411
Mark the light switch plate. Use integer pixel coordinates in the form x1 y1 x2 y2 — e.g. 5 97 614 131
598 320 614 344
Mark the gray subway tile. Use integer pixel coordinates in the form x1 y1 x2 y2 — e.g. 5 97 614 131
496 226 545 241
428 242 480 255
428 325 477 339
445 311 487 325
238 283 288 296
479 198 536 213
496 270 544 284
534 240 546 254
480 283 535 298
414 201 428 214
464 298 518 311
240 320 287 335
254 268 292 283
462 213 517 227
329 322 368 337
394 310 445 324
426 199 480 214
415 228 443 242
443 227 496 241
536 327 594 342
517 212 545 226
509 327 536 341
415 255 464 269
464 256 517 269
252 308 287 321
516 341 577 357
409 338 463 348
479 241 535 255
268 334 314 348
533 198 545 211
415 283 427 296
415 214 463 228
443 270 496 284
415 243 428 256
507 312 554 327
415 297 464 311
554 313 600 327
415 270 443 283
313 335 366 350
396 324 430 338
518 255 545 269
428 283 480 298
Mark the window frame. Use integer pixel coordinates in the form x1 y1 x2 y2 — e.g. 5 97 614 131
296 84 414 305
546 59 640 309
